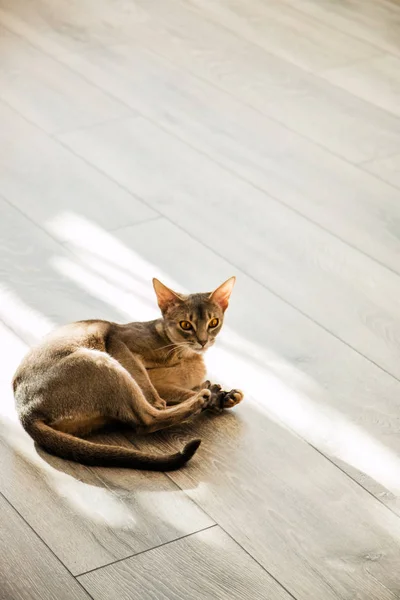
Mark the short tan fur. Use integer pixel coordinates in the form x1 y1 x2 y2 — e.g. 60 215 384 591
13 277 243 471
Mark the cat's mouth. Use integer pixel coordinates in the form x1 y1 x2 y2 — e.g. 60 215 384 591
194 342 212 353
189 346 205 354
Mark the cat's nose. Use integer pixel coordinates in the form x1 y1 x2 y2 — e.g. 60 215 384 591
198 340 207 347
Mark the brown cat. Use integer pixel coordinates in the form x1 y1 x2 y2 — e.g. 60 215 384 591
13 277 243 471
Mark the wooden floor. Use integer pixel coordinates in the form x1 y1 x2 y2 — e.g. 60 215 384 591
3 0 400 598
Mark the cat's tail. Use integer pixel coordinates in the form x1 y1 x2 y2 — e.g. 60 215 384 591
23 419 201 471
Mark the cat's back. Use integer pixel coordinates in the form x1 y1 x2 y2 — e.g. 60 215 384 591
13 319 112 391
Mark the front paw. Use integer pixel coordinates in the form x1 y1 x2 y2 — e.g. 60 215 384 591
222 389 244 408
204 382 244 413
202 382 222 413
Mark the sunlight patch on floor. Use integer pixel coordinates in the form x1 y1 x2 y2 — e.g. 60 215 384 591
0 284 54 342
48 212 185 320
52 254 156 320
0 322 28 422
210 339 400 496
0 416 137 527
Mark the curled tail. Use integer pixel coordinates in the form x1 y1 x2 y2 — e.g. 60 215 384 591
23 419 201 471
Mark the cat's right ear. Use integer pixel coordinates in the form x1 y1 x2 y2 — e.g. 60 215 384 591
209 276 236 311
153 278 183 313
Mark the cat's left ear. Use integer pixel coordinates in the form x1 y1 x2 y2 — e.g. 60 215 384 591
209 276 236 311
153 278 183 313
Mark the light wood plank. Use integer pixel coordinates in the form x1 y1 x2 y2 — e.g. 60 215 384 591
0 292 213 576
0 101 156 238
59 116 400 380
0 0 147 56
59 41 400 276
0 321 29 422
363 153 400 188
139 405 400 600
0 420 213 575
0 194 125 341
0 491 91 600
0 26 131 134
78 527 292 600
284 0 400 57
82 0 400 163
184 0 381 74
322 54 400 118
114 0 400 163
4 0 400 162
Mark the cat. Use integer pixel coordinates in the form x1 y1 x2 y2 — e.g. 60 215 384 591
13 277 243 471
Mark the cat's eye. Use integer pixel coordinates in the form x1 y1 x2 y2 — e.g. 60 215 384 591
180 320 193 331
209 318 219 329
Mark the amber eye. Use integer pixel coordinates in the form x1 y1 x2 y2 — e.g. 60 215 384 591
209 318 219 329
180 321 193 331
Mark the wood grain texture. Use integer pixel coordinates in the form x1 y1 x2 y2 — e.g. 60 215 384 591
59 41 400 276
363 153 400 188
0 100 156 237
69 0 400 163
0 26 131 134
0 321 29 421
0 0 147 56
0 423 213 575
0 492 91 600
4 0 400 161
322 54 400 118
59 116 400 380
184 0 381 74
0 194 123 341
78 527 292 600
284 0 400 56
131 404 400 600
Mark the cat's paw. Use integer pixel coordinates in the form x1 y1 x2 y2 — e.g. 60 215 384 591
222 389 244 408
207 387 244 413
208 383 222 396
206 384 225 413
153 398 167 410
202 381 222 395
198 388 212 411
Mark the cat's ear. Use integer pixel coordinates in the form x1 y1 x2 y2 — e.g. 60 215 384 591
153 278 183 313
209 276 236 311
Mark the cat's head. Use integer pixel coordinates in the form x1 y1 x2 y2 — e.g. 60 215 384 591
153 277 235 353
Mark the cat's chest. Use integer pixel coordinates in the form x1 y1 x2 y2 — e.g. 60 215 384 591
146 355 206 389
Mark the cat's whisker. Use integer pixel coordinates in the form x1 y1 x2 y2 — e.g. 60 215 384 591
165 342 193 359
165 344 188 358
157 342 180 351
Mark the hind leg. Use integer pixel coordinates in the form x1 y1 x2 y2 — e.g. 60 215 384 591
107 338 166 409
91 358 213 433
155 385 199 406
131 389 212 434
42 348 212 437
